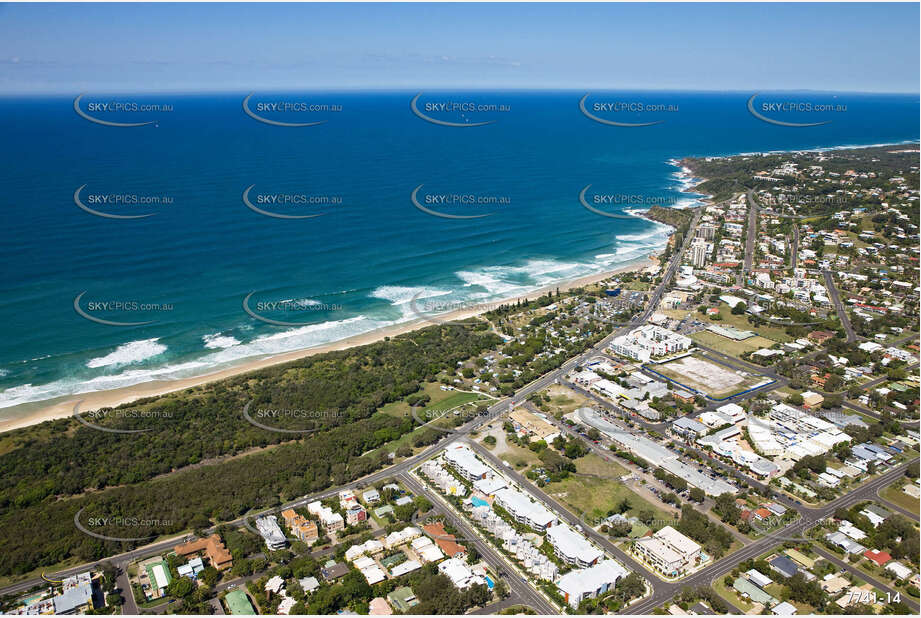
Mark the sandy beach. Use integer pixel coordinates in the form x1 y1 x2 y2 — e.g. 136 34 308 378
0 253 662 434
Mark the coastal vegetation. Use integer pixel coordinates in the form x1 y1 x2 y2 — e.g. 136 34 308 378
0 324 501 576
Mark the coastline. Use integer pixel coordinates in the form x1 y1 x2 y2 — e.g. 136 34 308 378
0 253 662 434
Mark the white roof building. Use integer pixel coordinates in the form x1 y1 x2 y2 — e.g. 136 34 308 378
546 524 603 568
494 488 557 531
444 444 489 480
557 559 629 609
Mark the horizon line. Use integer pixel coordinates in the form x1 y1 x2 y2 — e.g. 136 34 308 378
1 87 919 97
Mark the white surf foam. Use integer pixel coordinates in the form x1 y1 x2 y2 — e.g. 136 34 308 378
86 338 167 369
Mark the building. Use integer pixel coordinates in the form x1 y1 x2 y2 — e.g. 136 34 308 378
346 503 368 526
864 550 892 567
691 240 709 268
369 597 393 616
493 487 557 531
671 417 708 439
438 558 485 589
174 534 234 570
556 560 628 609
509 407 560 443
224 590 256 615
610 325 692 362
282 509 319 545
255 515 287 550
362 489 381 505
801 391 824 411
546 524 603 567
769 555 798 579
634 526 701 576
422 522 468 559
443 444 489 481
52 573 95 615
387 587 420 613
145 560 173 599
733 576 778 607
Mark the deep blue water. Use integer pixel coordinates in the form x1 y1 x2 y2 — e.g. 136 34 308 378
0 90 917 411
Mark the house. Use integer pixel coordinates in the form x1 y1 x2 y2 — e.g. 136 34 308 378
825 531 866 555
864 550 892 567
746 569 773 588
51 573 96 615
346 504 368 526
733 576 778 606
321 561 349 582
255 515 287 550
860 505 891 528
769 555 799 579
422 522 468 559
369 597 393 616
299 576 320 594
885 561 913 581
807 331 835 344
438 558 484 589
801 391 825 411
224 590 256 615
362 489 381 505
784 549 815 570
772 601 797 615
387 587 420 613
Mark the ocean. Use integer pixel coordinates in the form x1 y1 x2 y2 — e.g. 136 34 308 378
0 90 917 412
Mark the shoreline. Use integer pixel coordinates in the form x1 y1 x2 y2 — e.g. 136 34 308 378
0 253 662 434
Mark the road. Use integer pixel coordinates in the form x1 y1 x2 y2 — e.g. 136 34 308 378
399 472 559 614
811 545 918 612
789 221 800 270
823 270 856 343
626 460 918 614
741 190 759 284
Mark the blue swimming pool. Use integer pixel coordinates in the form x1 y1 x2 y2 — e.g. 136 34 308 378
484 576 495 590
471 496 489 508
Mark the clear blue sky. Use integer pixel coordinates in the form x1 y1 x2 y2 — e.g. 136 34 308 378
0 2 917 94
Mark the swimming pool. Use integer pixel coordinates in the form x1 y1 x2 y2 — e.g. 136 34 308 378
471 496 489 508
484 576 495 590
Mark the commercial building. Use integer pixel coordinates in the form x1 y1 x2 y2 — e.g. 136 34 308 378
509 407 560 443
634 526 702 576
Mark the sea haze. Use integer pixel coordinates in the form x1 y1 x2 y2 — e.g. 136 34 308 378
0 90 917 410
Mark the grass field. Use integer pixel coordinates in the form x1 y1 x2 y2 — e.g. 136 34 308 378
691 329 777 357
880 482 920 515
378 382 489 419
544 453 673 525
712 577 754 612
531 385 596 419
